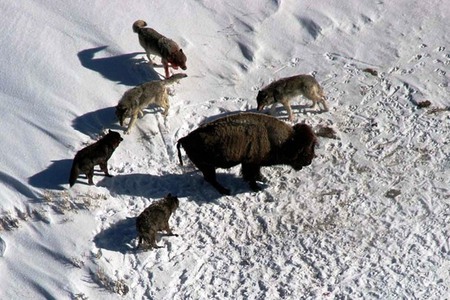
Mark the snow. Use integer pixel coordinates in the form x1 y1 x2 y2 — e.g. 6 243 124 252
1 0 449 299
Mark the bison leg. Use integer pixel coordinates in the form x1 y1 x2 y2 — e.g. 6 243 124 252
199 165 230 195
242 164 263 192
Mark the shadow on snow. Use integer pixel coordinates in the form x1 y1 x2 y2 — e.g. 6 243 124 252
77 46 160 86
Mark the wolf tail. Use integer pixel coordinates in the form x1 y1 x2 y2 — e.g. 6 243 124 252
176 139 184 166
132 20 147 33
137 235 143 249
69 161 79 187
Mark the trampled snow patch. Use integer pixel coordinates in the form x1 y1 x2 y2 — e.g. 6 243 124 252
1 0 449 299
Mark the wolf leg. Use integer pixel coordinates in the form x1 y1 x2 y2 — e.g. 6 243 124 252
125 113 138 134
69 163 79 187
320 97 329 111
269 103 278 116
161 58 170 78
99 162 112 177
161 93 169 117
87 169 95 185
163 222 178 236
280 99 294 121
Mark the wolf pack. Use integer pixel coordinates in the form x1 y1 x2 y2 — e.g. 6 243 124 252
68 20 329 250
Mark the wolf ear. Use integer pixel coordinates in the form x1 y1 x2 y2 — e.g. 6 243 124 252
167 193 172 197
108 129 112 134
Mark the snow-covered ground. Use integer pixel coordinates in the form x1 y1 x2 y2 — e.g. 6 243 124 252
1 0 449 299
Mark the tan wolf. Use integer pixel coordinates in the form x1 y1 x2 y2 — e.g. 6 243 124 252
133 20 187 78
115 73 187 134
257 74 328 121
136 193 179 250
69 130 123 187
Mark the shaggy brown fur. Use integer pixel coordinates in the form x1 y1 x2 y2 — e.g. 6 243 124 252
69 130 123 187
133 20 187 78
257 74 328 121
177 113 317 195
115 73 187 134
136 194 179 250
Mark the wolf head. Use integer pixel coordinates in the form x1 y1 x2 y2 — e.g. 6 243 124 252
168 49 187 71
104 130 124 148
164 193 180 213
256 90 274 111
115 104 128 126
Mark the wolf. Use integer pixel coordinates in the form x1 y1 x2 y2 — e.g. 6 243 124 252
257 74 328 121
136 193 180 250
115 73 187 134
69 130 123 187
133 20 187 78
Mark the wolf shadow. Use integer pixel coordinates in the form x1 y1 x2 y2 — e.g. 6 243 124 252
28 159 73 190
71 106 121 138
77 46 160 86
93 217 137 254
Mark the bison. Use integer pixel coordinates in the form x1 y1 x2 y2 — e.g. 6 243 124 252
176 112 317 195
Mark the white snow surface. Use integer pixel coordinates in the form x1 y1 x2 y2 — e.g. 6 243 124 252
1 0 450 299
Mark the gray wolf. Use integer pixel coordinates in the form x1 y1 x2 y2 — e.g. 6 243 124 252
115 73 187 134
136 193 180 250
133 20 187 78
69 130 123 187
257 74 328 121
177 113 317 195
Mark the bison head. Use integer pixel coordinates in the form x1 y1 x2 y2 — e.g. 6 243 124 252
286 124 317 170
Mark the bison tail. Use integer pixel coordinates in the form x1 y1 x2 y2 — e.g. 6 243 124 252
69 161 79 187
176 139 184 166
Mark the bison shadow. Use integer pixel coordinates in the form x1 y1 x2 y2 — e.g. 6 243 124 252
96 170 262 202
77 46 160 86
93 217 137 254
71 106 122 138
28 159 73 190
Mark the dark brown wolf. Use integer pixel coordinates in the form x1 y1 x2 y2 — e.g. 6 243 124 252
133 20 187 78
69 130 123 187
136 193 179 250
